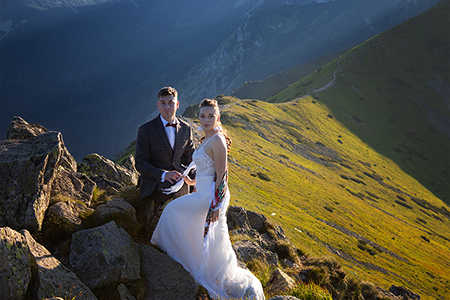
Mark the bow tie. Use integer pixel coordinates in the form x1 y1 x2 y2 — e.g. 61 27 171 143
165 122 177 127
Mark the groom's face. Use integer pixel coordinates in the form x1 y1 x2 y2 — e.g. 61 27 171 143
157 94 179 122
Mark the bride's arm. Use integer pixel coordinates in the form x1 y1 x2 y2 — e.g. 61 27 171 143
183 175 196 186
209 135 228 222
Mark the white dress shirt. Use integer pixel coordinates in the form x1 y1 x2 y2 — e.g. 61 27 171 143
160 115 177 182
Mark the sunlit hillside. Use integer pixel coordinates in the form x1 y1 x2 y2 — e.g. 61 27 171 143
114 1 450 298
217 96 449 299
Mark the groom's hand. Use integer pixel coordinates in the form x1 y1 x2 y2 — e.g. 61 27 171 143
165 170 183 184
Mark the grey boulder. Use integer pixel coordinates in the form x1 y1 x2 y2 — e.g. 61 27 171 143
0 227 38 300
21 230 97 300
69 221 140 289
0 131 76 232
139 244 198 300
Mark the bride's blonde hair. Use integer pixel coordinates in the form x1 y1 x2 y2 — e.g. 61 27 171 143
199 99 232 151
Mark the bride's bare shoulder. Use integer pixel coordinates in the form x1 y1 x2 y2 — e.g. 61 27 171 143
210 133 227 149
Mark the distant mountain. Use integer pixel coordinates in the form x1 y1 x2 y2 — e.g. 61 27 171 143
0 0 441 160
177 0 441 104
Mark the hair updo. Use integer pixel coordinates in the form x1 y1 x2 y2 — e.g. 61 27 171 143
199 99 232 151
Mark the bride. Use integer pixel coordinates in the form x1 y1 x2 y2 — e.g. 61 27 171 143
151 99 265 299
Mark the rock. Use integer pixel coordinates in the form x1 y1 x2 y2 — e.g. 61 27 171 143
21 230 97 300
389 285 420 300
95 198 138 224
375 287 400 299
70 200 95 215
282 258 300 269
7 116 49 140
139 244 198 300
0 131 75 232
78 153 138 190
228 206 298 267
227 206 252 231
227 206 288 239
0 227 39 300
268 296 301 300
271 225 290 241
117 283 136 300
47 201 84 230
69 221 140 289
51 166 96 205
121 155 139 184
92 198 138 235
265 268 297 296
246 210 268 232
232 239 278 266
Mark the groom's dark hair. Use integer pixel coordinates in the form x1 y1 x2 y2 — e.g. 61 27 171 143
157 86 178 100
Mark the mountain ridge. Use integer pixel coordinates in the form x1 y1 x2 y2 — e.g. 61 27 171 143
266 0 450 203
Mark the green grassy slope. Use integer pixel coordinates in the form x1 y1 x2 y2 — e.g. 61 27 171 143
222 94 449 298
267 0 450 205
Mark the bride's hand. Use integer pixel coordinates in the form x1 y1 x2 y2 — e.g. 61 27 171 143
211 209 220 223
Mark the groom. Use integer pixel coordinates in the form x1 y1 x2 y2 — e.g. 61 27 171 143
135 86 195 234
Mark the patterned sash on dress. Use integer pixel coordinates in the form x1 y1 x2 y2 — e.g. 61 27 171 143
204 170 228 238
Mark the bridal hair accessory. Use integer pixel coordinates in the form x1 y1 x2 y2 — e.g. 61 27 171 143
161 161 197 194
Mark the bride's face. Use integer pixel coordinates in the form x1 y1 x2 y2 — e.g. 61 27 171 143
199 106 219 132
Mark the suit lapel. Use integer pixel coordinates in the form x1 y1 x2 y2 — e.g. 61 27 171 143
156 116 173 155
173 117 182 155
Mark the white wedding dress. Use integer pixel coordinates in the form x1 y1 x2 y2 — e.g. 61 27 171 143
151 134 265 299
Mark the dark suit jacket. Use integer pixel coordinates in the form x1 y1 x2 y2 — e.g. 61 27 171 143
135 115 194 200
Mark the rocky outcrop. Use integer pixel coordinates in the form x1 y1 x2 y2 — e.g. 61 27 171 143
227 206 290 244
7 116 49 140
139 244 198 300
0 131 76 232
117 283 137 300
91 198 139 236
94 198 138 225
227 205 294 266
389 285 420 300
69 221 141 289
47 201 85 231
78 153 138 192
0 227 39 300
21 230 97 300
51 166 96 205
233 239 279 266
265 268 296 295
